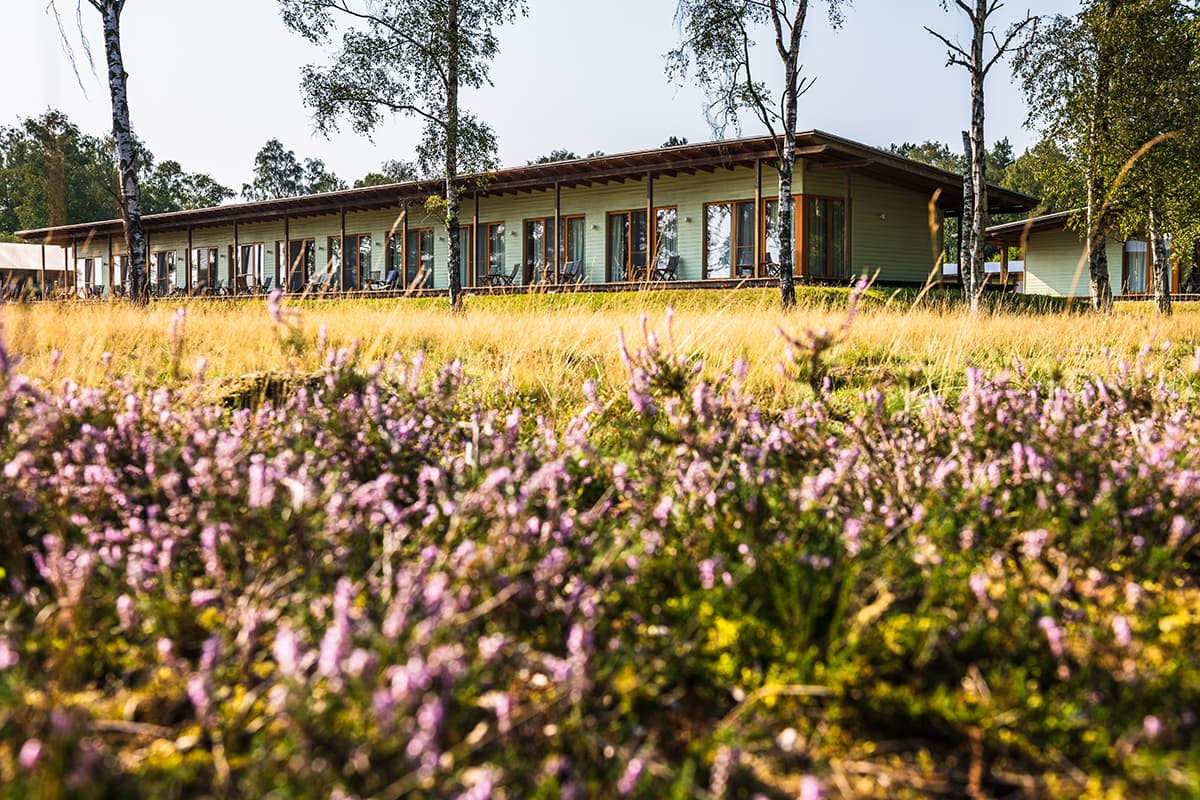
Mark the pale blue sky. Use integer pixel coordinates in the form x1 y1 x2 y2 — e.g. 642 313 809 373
4 0 1077 189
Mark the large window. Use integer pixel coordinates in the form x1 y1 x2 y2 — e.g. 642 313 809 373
655 208 678 264
330 233 372 290
191 247 219 291
564 215 586 268
607 210 649 281
237 243 265 288
478 222 505 282
1124 240 1149 294
524 217 557 283
804 197 846 279
151 251 175 295
275 239 315 292
704 201 755 279
405 228 434 287
458 225 474 287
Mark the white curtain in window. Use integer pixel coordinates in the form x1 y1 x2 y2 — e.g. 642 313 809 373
1126 240 1148 294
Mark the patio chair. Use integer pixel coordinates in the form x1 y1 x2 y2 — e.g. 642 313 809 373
235 275 250 295
560 261 580 283
382 267 400 289
735 252 754 278
762 260 781 278
497 263 519 286
652 255 679 281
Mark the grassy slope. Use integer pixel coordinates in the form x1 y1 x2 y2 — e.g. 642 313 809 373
3 289 1198 414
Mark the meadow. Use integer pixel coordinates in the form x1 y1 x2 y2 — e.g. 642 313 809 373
1 287 1199 798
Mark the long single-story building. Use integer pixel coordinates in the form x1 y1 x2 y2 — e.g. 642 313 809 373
0 242 72 298
987 210 1195 298
16 131 1036 297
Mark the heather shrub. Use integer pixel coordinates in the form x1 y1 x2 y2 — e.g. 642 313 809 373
0 299 1198 798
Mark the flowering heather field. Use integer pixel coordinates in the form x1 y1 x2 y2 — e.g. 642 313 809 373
1 291 1199 798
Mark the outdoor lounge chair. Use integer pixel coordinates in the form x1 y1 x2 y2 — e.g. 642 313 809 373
491 263 519 286
561 261 585 283
652 255 679 281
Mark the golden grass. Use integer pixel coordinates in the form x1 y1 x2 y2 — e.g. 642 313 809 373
4 290 1199 412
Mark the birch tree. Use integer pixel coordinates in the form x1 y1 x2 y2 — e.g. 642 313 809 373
1017 0 1199 314
279 0 526 311
927 1 1035 313
49 0 149 303
1105 1 1200 315
668 0 849 310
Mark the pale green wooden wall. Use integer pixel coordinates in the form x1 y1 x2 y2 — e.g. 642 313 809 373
1023 228 1123 298
68 161 950 292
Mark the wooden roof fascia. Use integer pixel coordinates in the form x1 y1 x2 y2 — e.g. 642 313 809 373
805 158 876 172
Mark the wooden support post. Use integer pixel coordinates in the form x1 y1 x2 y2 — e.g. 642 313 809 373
647 175 656 281
39 243 46 299
473 194 480 286
401 209 409 290
1000 245 1009 290
233 221 240 292
283 215 291 292
186 225 194 294
107 233 114 300
338 207 347 292
844 172 852 279
754 159 763 278
65 242 71 291
554 182 562 284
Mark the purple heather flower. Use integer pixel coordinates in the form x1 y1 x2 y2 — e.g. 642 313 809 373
274 625 301 678
1021 529 1049 561
1144 715 1162 739
617 757 644 796
266 288 284 323
843 518 863 557
187 674 210 718
1112 615 1132 649
800 775 822 800
0 637 19 670
18 738 42 770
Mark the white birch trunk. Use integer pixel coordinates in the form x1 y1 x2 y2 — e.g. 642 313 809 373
1086 0 1117 312
966 0 989 314
960 131 975 301
99 0 148 304
1149 196 1172 315
445 0 463 311
774 0 807 310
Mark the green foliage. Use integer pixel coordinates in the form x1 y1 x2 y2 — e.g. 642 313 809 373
0 109 234 234
141 159 234 214
527 149 580 165
240 138 346 202
1017 1 1200 253
353 159 421 188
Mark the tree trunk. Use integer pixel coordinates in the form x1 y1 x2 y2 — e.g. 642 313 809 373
967 0 989 314
775 0 808 311
1148 195 1171 315
100 0 147 305
1086 0 1117 312
777 129 797 310
445 0 463 312
960 130 975 302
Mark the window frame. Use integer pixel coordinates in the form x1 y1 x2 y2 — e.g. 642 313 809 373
801 194 847 279
1122 238 1152 296
404 227 435 289
702 199 757 280
523 216 558 284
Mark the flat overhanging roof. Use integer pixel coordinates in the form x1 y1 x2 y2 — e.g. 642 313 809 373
17 130 1039 244
987 209 1078 246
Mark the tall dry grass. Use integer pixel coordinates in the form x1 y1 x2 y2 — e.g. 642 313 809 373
3 289 1199 412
